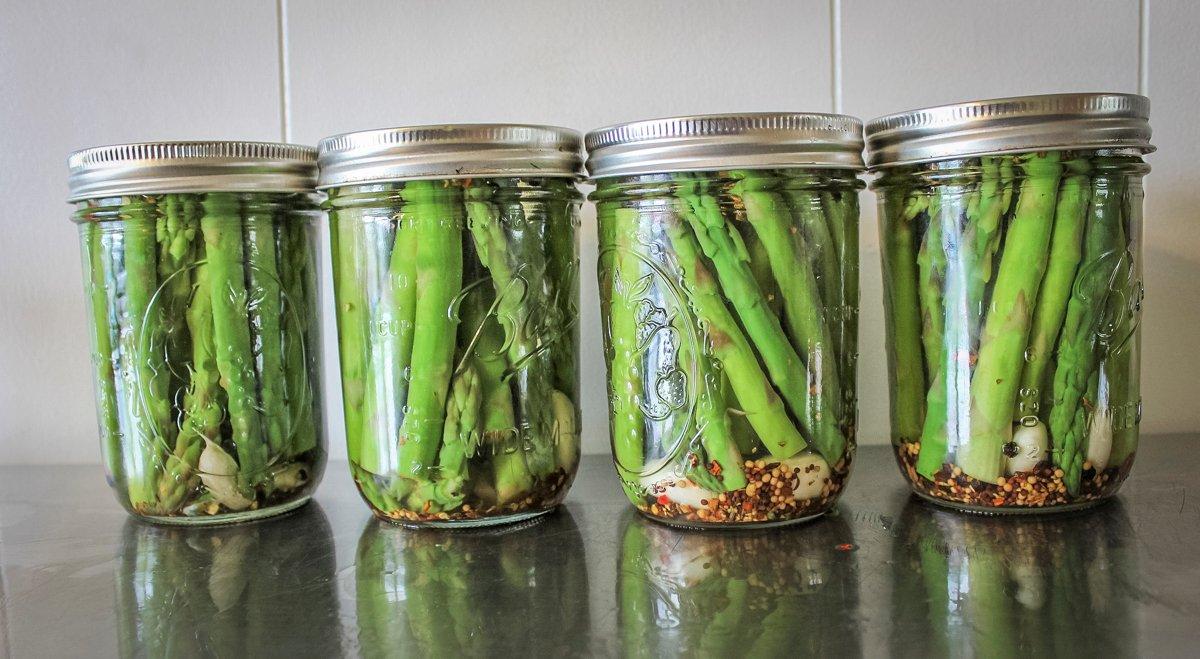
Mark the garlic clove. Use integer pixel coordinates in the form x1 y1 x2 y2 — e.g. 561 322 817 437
1005 421 1049 476
198 439 254 512
270 462 310 492
781 453 832 500
551 390 579 472
1086 408 1113 471
639 473 719 509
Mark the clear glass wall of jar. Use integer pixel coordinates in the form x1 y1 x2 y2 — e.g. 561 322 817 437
867 94 1153 513
587 114 866 527
318 125 583 527
68 142 326 524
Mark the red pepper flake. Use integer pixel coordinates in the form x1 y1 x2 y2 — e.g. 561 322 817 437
835 543 855 552
656 494 670 506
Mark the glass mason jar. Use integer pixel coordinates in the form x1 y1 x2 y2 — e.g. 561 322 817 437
891 500 1136 655
617 509 860 655
67 142 326 524
587 113 866 527
318 125 583 527
867 93 1153 512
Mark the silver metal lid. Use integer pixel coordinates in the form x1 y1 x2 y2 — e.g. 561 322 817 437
865 93 1154 168
584 112 865 179
316 124 584 188
67 141 318 201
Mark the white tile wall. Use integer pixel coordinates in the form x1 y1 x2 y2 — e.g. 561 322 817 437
0 0 282 465
0 0 1195 465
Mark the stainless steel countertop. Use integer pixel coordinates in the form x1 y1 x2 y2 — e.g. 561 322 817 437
1 438 1197 657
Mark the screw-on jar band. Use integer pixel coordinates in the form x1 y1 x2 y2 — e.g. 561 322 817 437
865 93 1154 169
316 124 584 188
67 141 318 202
585 112 866 179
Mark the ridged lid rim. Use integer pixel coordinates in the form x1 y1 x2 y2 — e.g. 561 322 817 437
67 140 318 202
316 123 584 188
584 112 866 179
864 92 1154 168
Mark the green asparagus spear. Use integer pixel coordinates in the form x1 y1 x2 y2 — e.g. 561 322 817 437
674 312 747 491
783 187 841 320
200 192 267 492
959 153 1062 483
602 207 647 500
733 175 843 428
395 181 463 481
916 193 948 382
1094 184 1140 469
880 187 927 444
1106 332 1140 467
464 182 557 478
242 195 289 456
360 204 418 477
663 204 809 459
915 191 971 479
964 157 1017 349
352 463 401 514
280 218 318 457
743 224 784 318
821 183 861 395
158 242 223 513
403 364 482 514
491 181 562 477
1017 158 1092 419
331 207 372 468
120 198 171 510
459 285 533 504
434 365 482 509
543 180 581 397
1049 167 1129 492
157 194 197 397
677 180 843 462
916 161 1015 477
81 221 124 488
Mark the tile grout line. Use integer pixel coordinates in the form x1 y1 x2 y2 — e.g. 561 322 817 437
830 0 843 114
275 0 293 143
1138 0 1149 96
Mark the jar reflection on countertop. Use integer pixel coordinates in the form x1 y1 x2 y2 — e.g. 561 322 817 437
354 509 591 656
616 508 861 656
890 501 1137 657
115 504 340 656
